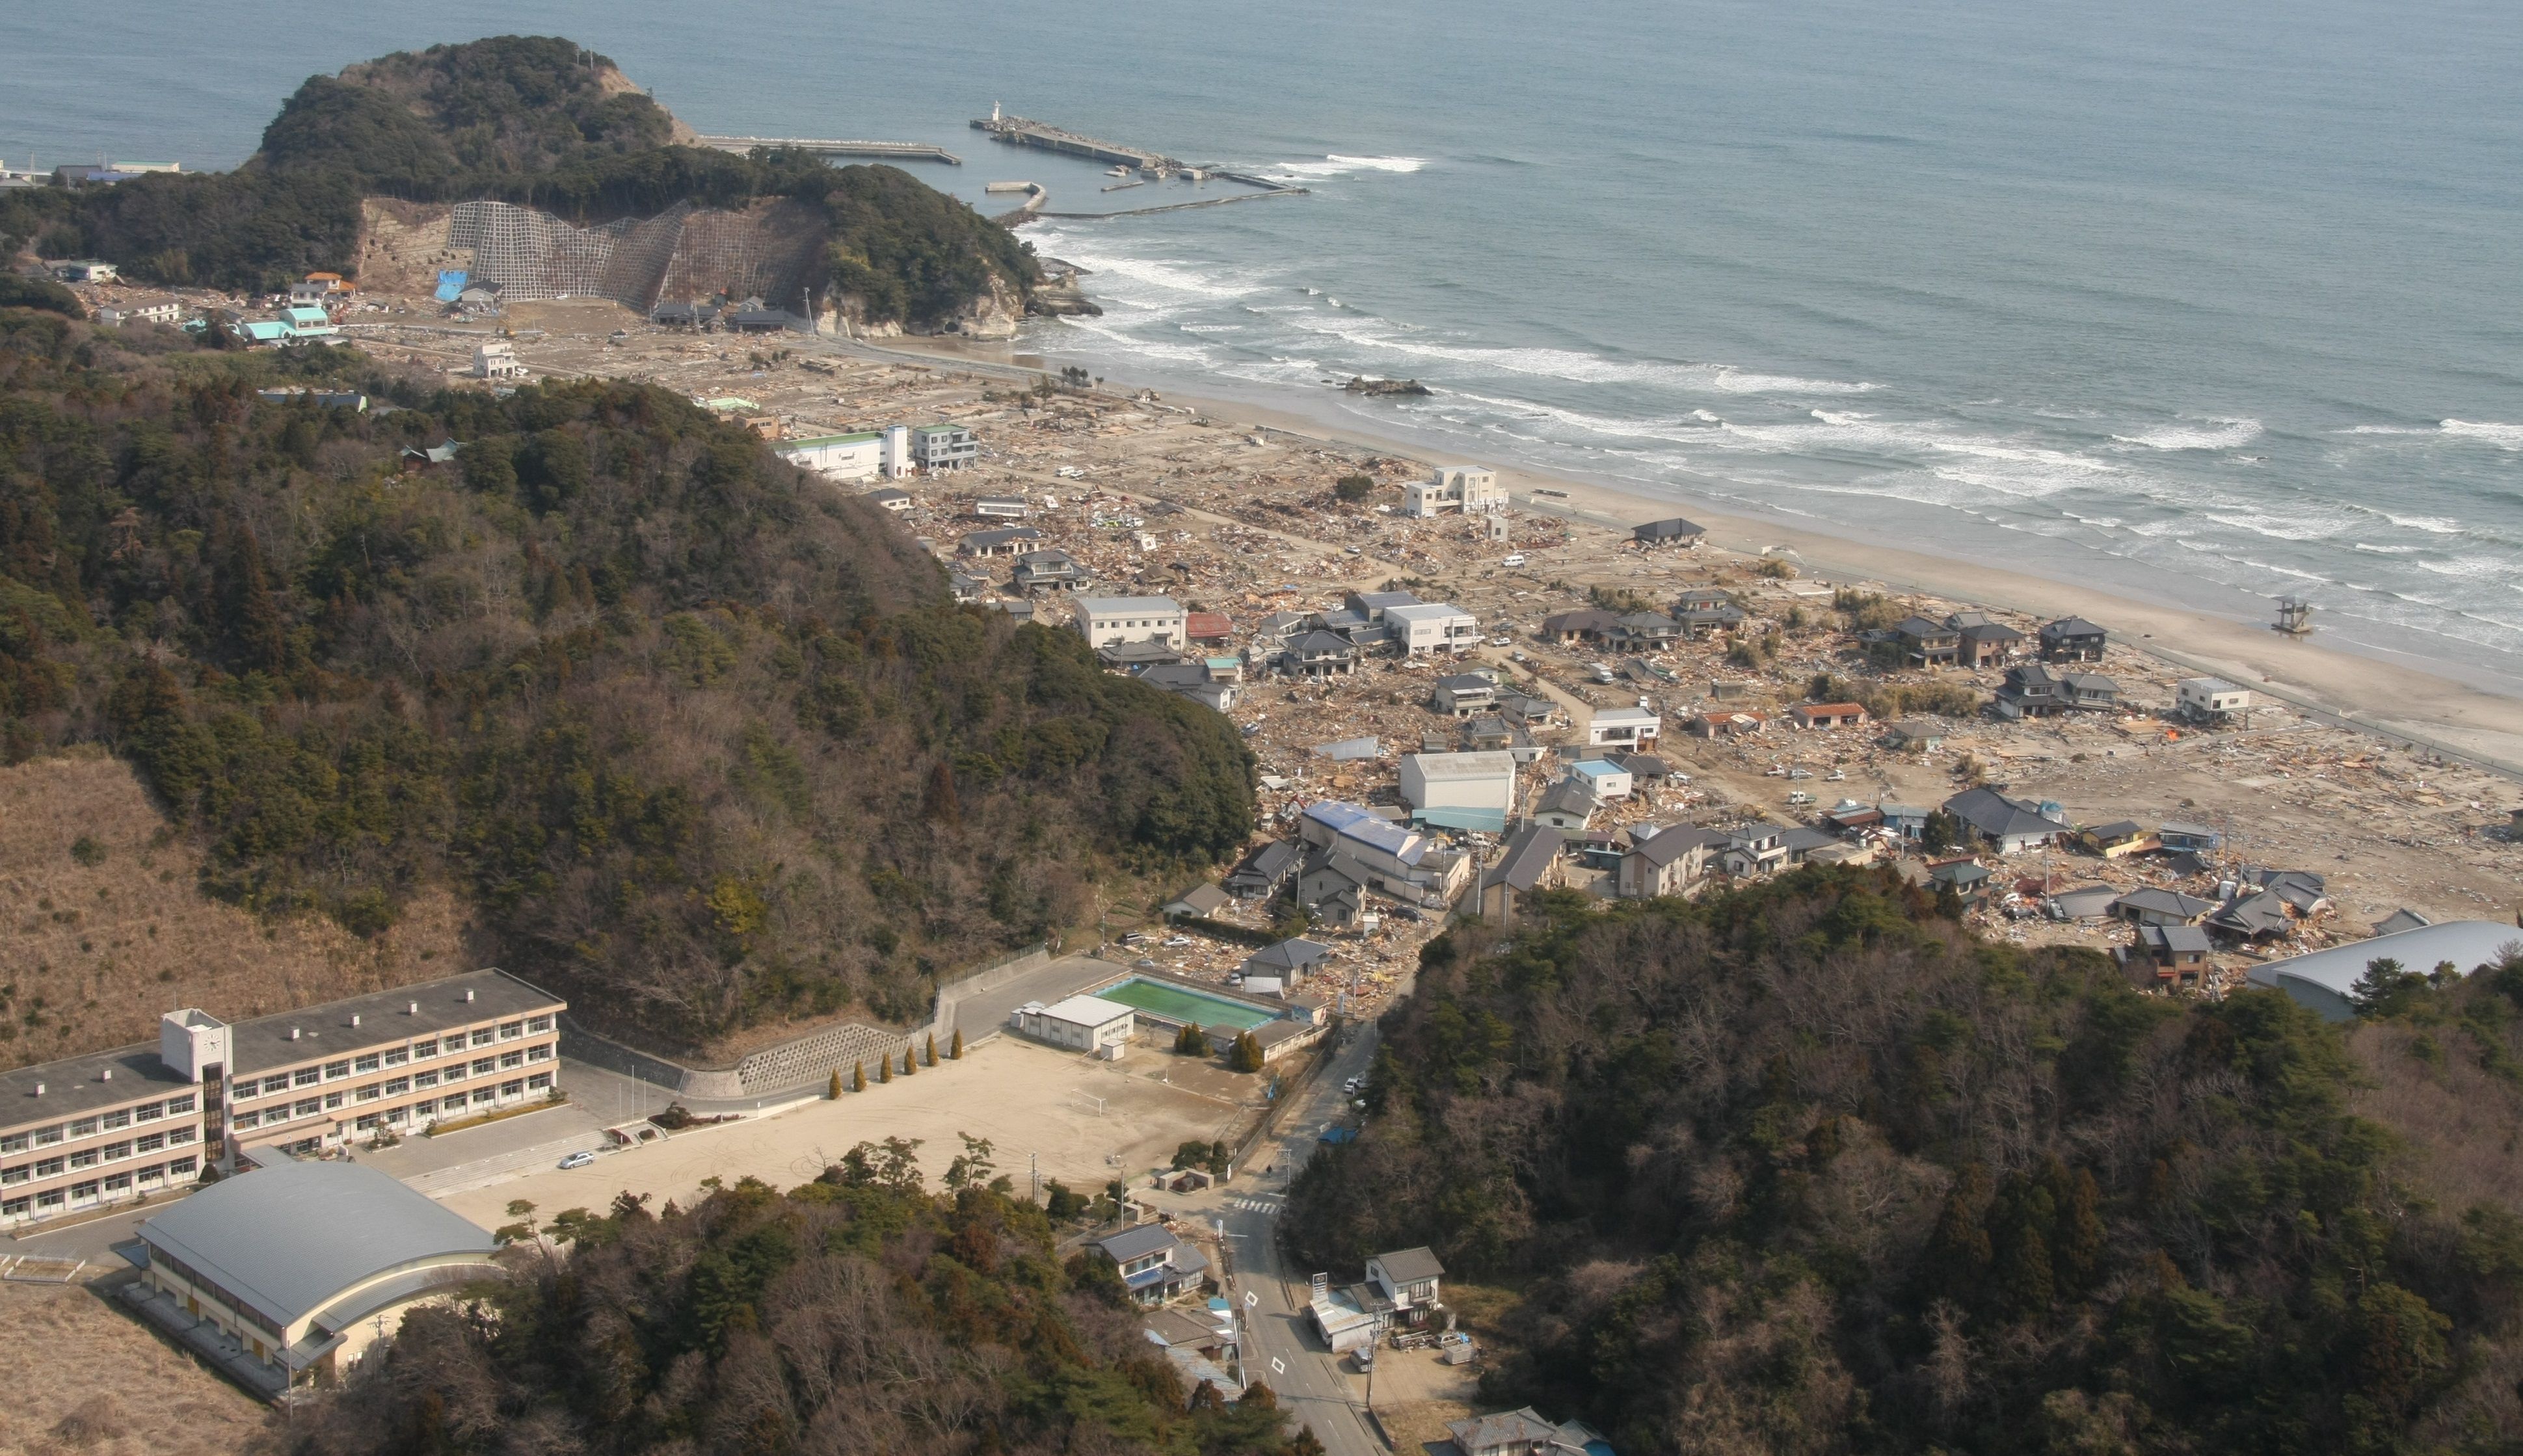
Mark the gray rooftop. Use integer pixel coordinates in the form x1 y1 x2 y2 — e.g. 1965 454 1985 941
138 1159 498 1329
1246 938 1333 973
2245 920 2523 1017
1491 825 1566 893
1629 824 1727 866
1373 1245 1445 1283
229 968 562 1076
1097 1222 1186 1264
1079 595 1183 615
0 1042 194 1128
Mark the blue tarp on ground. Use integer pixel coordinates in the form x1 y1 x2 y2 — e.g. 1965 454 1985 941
434 270 468 303
1318 1126 1357 1145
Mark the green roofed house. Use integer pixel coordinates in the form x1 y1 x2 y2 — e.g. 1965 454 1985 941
777 431 887 482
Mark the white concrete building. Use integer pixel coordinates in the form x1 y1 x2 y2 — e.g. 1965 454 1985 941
96 297 184 328
912 423 978 470
2177 677 2252 723
1586 706 1662 749
1571 758 1634 801
472 342 525 380
1385 602 1481 655
777 431 885 481
1076 596 1188 650
1398 752 1519 834
1009 995 1134 1058
1404 465 1505 518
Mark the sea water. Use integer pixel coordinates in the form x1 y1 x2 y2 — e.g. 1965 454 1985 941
8 0 2520 691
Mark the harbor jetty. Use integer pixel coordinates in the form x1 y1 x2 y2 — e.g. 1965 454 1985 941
970 108 1307 219
694 135 963 165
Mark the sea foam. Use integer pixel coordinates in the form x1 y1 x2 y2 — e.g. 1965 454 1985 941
2111 417 2263 451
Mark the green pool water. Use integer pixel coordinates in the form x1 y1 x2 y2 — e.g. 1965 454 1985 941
1095 977 1279 1030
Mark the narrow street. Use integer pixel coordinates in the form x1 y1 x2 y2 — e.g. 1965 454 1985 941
1179 1020 1391 1456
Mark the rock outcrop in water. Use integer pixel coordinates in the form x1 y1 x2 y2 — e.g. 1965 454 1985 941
1344 375 1432 397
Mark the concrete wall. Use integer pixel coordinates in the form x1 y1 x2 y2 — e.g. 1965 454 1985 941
558 943 1054 1100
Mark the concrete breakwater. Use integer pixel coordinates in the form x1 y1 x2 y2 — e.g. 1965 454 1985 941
696 135 962 164
972 113 1307 220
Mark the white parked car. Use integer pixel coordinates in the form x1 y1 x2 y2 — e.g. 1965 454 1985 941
1163 935 1193 947
559 1150 597 1170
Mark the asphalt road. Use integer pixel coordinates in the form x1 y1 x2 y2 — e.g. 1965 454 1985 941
1197 1022 1389 1456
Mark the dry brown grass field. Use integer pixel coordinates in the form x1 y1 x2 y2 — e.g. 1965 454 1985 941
0 1277 274 1456
0 751 474 1072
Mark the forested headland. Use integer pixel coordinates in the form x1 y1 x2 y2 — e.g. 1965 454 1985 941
287 1142 1321 1456
0 36 1038 328
0 309 1250 1050
1283 871 2523 1456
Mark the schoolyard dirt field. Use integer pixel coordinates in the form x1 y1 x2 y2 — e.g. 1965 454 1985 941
0 1276 274 1456
440 1035 1250 1225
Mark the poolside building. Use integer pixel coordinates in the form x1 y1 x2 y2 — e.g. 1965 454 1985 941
1009 995 1135 1059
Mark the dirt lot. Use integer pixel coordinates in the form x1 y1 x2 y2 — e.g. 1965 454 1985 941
0 1276 274 1456
440 1035 1249 1225
0 751 473 1072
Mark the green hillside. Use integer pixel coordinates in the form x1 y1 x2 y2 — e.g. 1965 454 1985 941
290 1146 1319 1455
0 36 1037 326
0 309 1249 1048
1283 872 2523 1456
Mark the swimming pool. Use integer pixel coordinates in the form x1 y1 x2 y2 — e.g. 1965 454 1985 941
1093 977 1282 1031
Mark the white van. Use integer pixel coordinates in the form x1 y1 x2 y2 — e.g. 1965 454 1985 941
1501 553 1527 568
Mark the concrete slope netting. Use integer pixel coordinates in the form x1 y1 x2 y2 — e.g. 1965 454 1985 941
446 198 829 314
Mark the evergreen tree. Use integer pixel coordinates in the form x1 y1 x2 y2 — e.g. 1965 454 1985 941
828 1068 843 1100
950 1028 964 1059
851 1061 866 1092
925 1032 938 1066
878 1058 892 1085
1229 1030 1265 1073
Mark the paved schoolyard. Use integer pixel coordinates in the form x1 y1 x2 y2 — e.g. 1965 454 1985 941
438 1036 1237 1228
942 951 1134 1044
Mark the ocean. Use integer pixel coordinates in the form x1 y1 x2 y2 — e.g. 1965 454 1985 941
7 0 2520 691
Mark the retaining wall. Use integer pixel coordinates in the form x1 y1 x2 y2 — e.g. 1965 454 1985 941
558 942 1051 1100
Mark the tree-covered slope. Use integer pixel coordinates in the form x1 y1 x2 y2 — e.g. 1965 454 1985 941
287 1146 1318 1456
0 36 1037 325
1283 873 2523 1456
0 310 1249 1048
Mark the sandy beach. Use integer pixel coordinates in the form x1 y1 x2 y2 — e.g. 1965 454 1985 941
869 332 2523 780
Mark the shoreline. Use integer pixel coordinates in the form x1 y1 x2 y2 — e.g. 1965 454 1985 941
861 329 2523 782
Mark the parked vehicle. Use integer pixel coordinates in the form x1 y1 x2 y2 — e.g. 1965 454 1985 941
559 1150 597 1170
1786 791 1817 806
1501 553 1527 567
